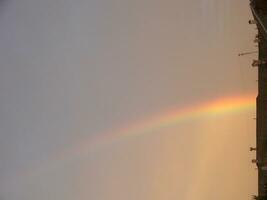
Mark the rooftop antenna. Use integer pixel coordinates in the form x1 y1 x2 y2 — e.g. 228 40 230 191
250 147 257 151
238 51 258 56
249 19 257 24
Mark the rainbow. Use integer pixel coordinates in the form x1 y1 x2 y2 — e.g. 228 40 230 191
99 95 253 143
11 94 256 183
59 94 256 158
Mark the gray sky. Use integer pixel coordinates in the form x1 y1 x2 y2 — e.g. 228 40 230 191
0 0 257 200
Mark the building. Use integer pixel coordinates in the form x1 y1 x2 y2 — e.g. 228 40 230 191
250 1 267 199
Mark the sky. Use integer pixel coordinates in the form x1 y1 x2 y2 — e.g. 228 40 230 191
0 0 258 200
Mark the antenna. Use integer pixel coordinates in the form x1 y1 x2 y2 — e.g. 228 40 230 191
249 19 257 24
238 51 258 56
250 147 257 151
